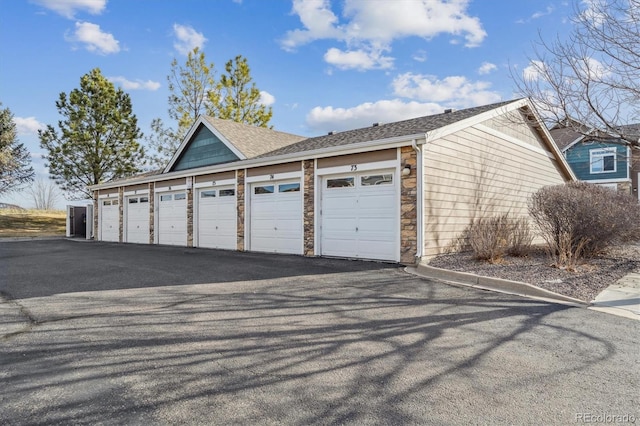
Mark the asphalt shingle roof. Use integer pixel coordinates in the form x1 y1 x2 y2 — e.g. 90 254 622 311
258 99 519 158
202 116 306 159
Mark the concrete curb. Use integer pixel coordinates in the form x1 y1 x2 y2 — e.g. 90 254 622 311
406 264 589 308
0 236 65 242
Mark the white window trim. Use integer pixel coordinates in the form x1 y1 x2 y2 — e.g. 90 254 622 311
245 171 302 184
590 147 617 174
193 178 236 189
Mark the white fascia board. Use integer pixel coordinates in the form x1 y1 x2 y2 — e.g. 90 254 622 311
585 177 631 184
246 171 302 183
193 178 236 189
522 100 577 181
90 134 425 191
424 99 529 143
560 135 587 153
162 116 247 174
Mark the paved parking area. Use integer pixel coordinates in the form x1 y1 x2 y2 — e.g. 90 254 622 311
1 240 639 425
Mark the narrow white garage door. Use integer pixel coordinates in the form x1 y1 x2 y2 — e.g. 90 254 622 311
321 171 398 261
250 180 303 254
100 199 119 242
196 186 237 250
125 195 150 244
157 191 187 246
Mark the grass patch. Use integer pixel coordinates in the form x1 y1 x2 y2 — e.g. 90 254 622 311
0 209 66 238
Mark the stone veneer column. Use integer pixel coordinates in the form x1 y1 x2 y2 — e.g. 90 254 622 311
186 184 194 247
400 146 418 264
93 191 99 240
236 170 245 251
118 187 124 243
303 159 315 256
149 183 154 244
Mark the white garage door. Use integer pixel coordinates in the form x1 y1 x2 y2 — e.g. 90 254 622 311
157 191 187 246
100 198 119 242
321 170 398 261
250 180 303 254
196 186 237 250
125 195 150 244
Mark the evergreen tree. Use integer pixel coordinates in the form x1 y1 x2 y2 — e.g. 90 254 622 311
0 102 34 195
146 50 273 169
216 55 272 128
39 68 144 199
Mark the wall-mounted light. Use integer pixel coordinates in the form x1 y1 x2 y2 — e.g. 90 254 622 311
402 164 411 176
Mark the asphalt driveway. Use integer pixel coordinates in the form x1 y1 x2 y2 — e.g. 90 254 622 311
1 240 638 425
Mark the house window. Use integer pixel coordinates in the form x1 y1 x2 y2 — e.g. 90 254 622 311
327 177 354 188
590 148 616 173
128 198 138 204
174 193 186 200
279 183 300 193
219 189 235 197
254 185 274 195
361 174 393 186
160 194 172 202
139 197 149 203
201 190 216 198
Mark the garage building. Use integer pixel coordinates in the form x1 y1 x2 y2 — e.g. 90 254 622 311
90 98 575 264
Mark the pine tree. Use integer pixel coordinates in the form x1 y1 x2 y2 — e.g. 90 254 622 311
0 102 34 195
39 68 144 199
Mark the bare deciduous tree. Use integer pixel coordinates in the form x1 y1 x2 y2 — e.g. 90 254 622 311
514 0 640 147
28 177 61 210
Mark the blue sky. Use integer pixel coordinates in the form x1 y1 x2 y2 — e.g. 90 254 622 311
0 0 578 207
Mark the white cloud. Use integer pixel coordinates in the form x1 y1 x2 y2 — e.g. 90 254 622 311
392 72 501 106
324 47 393 70
280 0 343 52
31 0 106 19
412 50 427 63
579 56 610 80
14 117 45 135
580 0 607 26
259 91 275 106
478 62 497 75
173 24 207 55
109 76 161 91
281 0 487 70
523 60 545 81
66 21 120 54
531 5 555 19
306 99 446 133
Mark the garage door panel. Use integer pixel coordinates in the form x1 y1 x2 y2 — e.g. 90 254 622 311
250 180 302 255
100 200 119 242
125 196 150 244
158 192 187 246
321 169 398 261
197 187 237 250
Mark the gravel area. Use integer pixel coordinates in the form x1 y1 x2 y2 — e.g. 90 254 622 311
428 243 640 302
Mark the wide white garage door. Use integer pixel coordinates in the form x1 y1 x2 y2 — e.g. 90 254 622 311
196 186 237 250
321 170 398 261
250 180 302 254
100 198 119 242
157 191 187 246
125 195 150 244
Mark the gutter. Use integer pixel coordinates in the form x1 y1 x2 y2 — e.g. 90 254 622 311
90 132 429 191
412 138 424 259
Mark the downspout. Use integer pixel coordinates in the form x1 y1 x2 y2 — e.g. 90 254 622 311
412 138 424 260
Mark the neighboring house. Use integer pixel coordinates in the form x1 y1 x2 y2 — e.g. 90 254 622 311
89 98 574 264
550 123 636 195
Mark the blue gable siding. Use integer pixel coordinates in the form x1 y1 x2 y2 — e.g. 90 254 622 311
564 141 628 181
172 125 239 171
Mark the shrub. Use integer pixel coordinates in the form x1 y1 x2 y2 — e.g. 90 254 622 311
506 217 533 257
529 181 640 268
466 214 534 262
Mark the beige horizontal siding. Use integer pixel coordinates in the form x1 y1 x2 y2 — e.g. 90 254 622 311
423 115 567 259
481 110 548 151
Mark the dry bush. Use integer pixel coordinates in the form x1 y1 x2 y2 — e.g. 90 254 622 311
467 215 512 263
529 181 640 268
506 217 533 257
